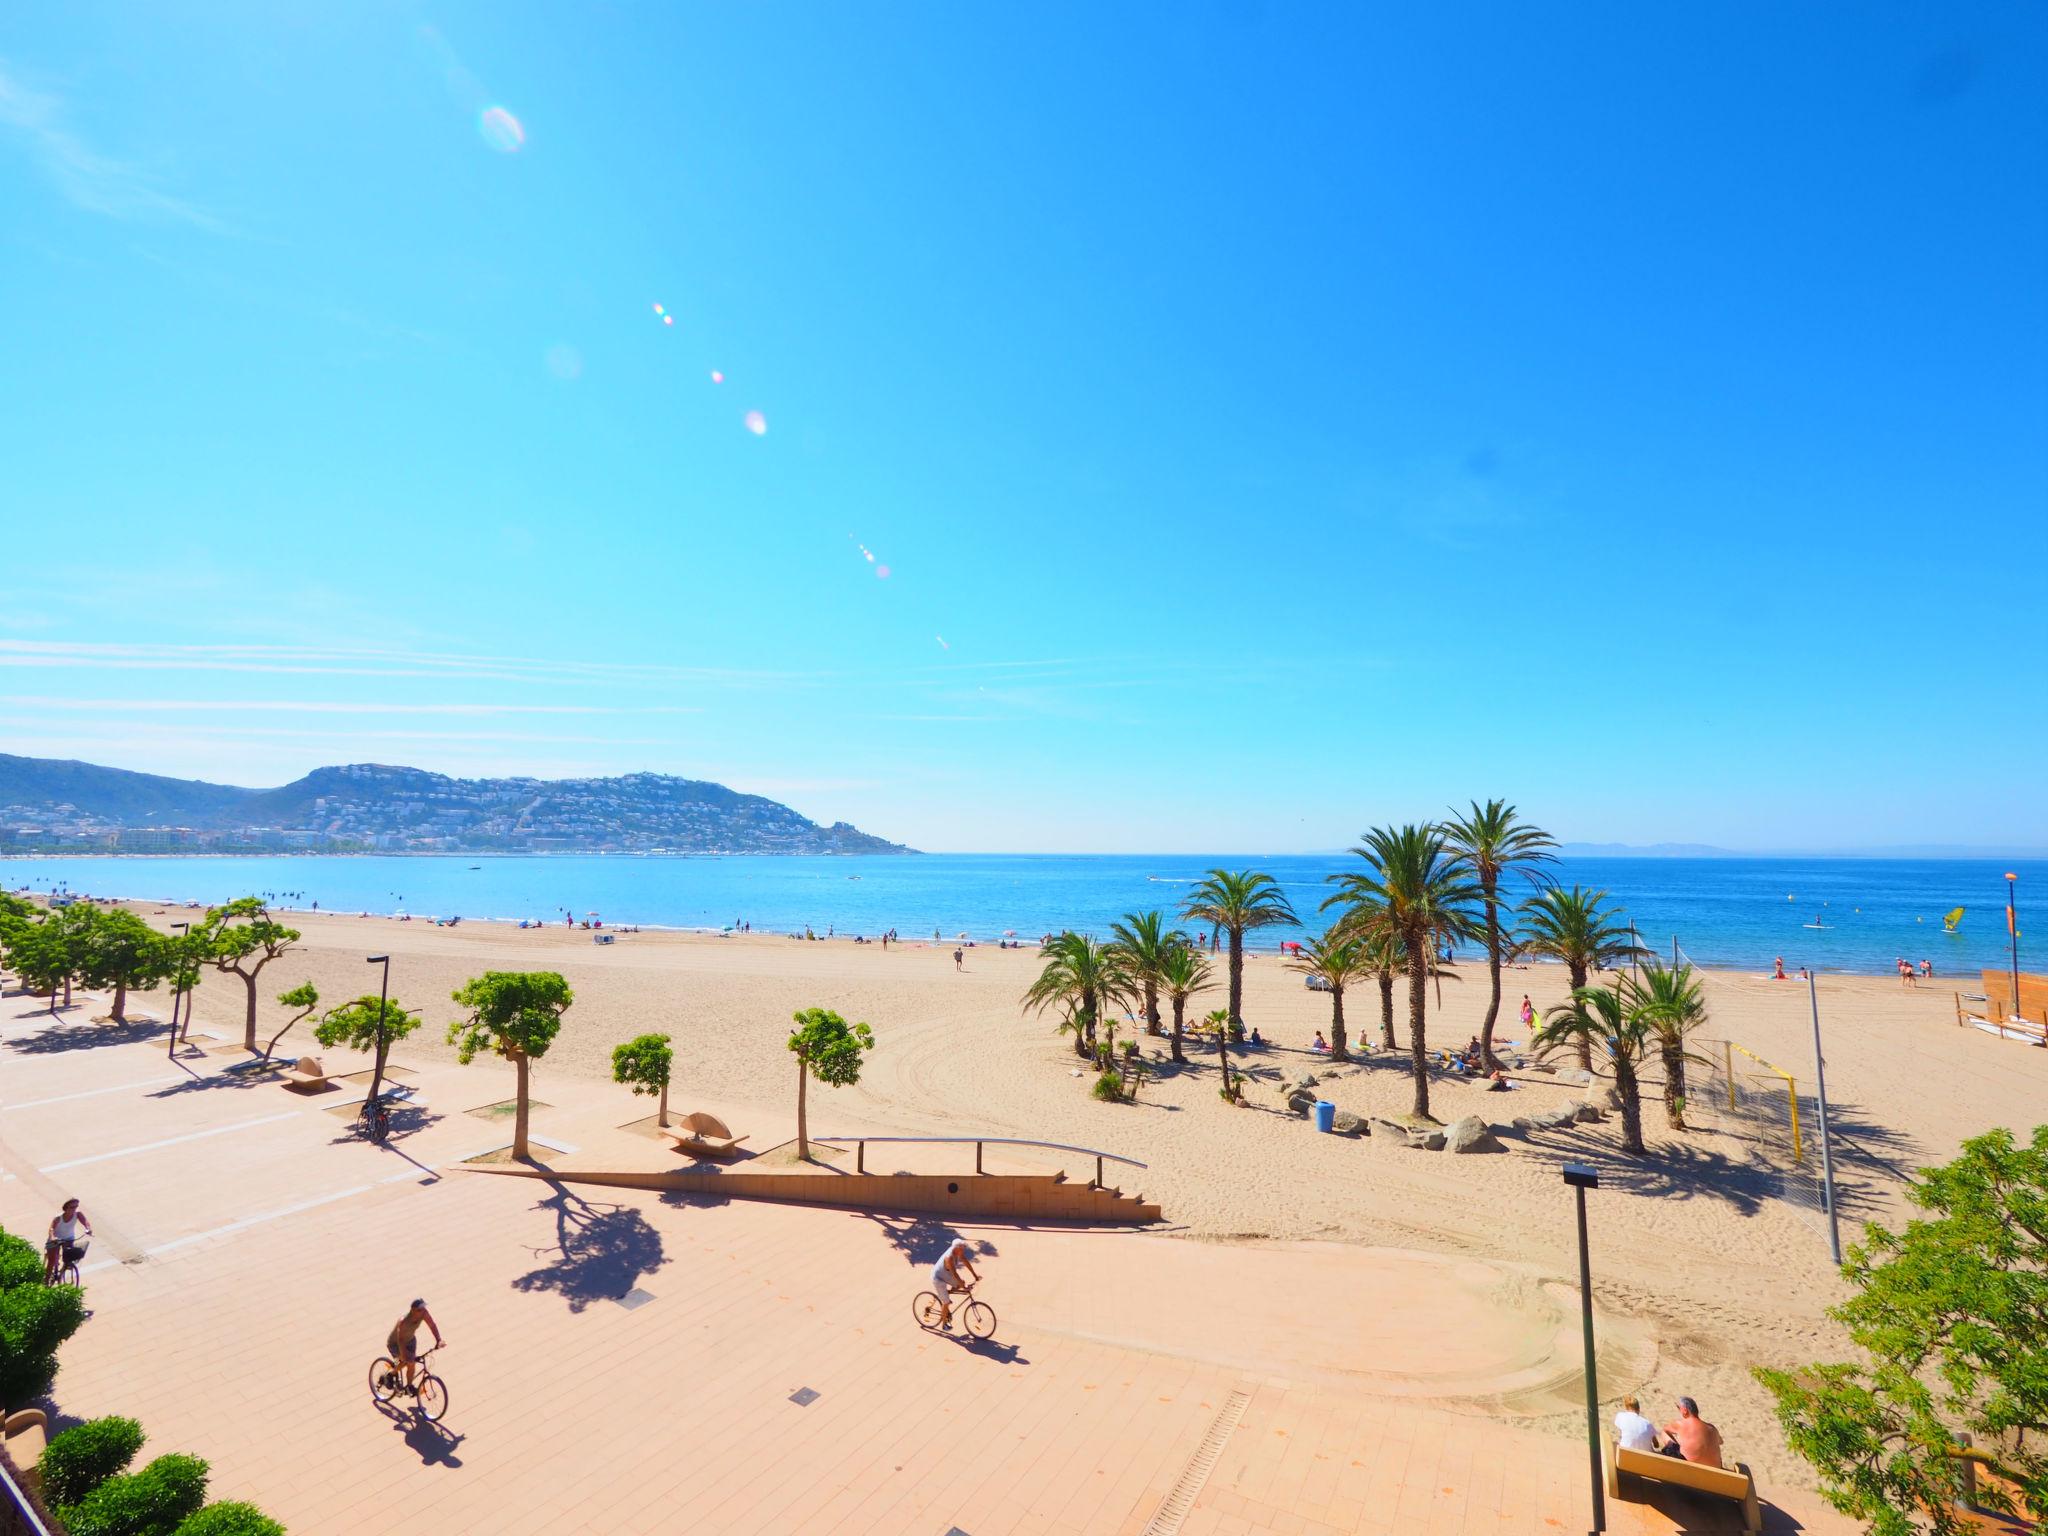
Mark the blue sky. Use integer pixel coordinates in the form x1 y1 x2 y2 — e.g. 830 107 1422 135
2 3 2044 853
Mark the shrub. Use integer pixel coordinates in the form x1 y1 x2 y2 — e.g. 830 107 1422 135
1090 1070 1125 1103
0 1278 87 1404
0 1229 43 1291
62 1452 209 1536
175 1502 286 1536
38 1416 145 1506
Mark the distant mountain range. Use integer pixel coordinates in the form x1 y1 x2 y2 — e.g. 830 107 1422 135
0 754 914 856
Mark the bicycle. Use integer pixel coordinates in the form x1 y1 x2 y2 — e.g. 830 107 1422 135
913 1280 996 1340
46 1240 86 1288
369 1345 448 1422
358 1094 392 1144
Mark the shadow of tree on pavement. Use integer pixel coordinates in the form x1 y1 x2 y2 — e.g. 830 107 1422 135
511 1183 666 1312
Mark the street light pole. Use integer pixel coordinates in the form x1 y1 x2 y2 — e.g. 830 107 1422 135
365 954 392 1105
1564 1162 1604 1534
2005 873 2030 1040
166 922 189 1060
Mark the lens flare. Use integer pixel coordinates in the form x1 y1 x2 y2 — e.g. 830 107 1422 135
652 303 665 316
936 635 949 650
744 410 767 435
479 106 525 153
875 565 891 579
709 370 724 384
662 314 673 326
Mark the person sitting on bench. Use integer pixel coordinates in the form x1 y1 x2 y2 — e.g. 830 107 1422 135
1613 1394 1659 1452
1660 1396 1724 1467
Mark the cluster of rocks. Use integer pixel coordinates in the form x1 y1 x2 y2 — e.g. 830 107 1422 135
1278 1073 1502 1154
1512 1081 1617 1134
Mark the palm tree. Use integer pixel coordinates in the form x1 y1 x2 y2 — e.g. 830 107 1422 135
1022 933 1133 1059
1517 885 1644 1070
1182 870 1297 1030
1441 800 1556 1074
1289 926 1370 1061
1632 962 1708 1129
1535 982 1654 1155
1157 940 1212 1065
1324 825 1480 1119
1110 910 1184 1036
1339 903 1406 1052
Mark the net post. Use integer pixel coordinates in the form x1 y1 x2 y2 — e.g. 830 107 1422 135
1808 971 1844 1265
1724 1040 1735 1112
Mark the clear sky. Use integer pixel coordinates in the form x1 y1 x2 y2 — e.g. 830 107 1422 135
2 4 2044 853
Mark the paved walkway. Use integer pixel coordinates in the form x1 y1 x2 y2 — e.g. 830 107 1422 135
0 991 1853 1534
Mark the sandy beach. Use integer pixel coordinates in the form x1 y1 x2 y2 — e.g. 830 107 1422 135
64 903 2022 1497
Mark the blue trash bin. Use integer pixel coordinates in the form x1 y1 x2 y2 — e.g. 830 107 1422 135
1312 1100 1336 1133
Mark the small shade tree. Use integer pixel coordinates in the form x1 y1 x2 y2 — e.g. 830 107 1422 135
313 993 419 1112
81 910 174 1024
447 971 572 1161
1289 925 1369 1061
611 1033 674 1126
195 899 302 1054
1157 939 1212 1065
1756 1125 2048 1533
264 982 319 1064
1535 983 1654 1155
787 1007 873 1162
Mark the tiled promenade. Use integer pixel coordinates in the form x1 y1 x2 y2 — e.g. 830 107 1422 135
0 991 1850 1534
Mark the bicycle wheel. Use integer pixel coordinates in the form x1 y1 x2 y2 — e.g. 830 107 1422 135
912 1291 945 1330
58 1261 80 1287
961 1300 997 1340
369 1357 399 1403
415 1373 449 1422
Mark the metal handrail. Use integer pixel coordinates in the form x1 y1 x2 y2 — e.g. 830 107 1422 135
812 1134 1146 1187
0 1449 55 1536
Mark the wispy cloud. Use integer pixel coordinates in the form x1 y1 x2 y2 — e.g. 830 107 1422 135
0 696 697 716
0 61 221 230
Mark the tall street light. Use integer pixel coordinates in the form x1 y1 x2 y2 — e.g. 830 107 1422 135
2004 873 2031 1040
166 922 189 1060
1564 1162 1604 1535
365 954 392 1106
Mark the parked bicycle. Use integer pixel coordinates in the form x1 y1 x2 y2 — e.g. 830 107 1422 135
359 1093 392 1143
369 1344 448 1421
913 1280 996 1340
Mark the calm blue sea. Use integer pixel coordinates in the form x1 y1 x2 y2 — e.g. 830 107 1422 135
5 853 2041 979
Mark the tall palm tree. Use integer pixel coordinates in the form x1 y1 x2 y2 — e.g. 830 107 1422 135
1517 885 1645 1070
1535 982 1654 1155
1157 940 1212 1065
1441 799 1556 1074
1339 903 1406 1052
1022 933 1133 1059
1182 870 1297 1030
1324 825 1480 1119
1290 926 1370 1061
1632 962 1708 1129
1110 910 1184 1036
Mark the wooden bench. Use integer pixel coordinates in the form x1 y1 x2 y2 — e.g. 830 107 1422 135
661 1111 749 1160
1605 1433 1761 1533
282 1056 329 1092
2 1409 47 1491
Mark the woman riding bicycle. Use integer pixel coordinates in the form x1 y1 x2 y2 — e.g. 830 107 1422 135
44 1199 91 1283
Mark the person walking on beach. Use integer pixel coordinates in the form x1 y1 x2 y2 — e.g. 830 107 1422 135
952 947 963 971
1518 995 1534 1031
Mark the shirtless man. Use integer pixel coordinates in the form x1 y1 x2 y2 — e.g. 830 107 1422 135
1660 1396 1724 1467
385 1298 444 1393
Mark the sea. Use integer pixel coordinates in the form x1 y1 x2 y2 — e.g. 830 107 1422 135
5 853 2041 980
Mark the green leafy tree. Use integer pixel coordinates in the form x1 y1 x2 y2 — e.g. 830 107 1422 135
447 971 573 1160
80 910 175 1024
1534 982 1653 1155
38 1417 145 1507
1441 799 1556 1074
173 1504 286 1536
1022 933 1132 1060
314 994 420 1116
1157 940 1212 1065
61 1452 208 1536
263 982 319 1064
1289 925 1370 1061
611 1033 674 1126
4 912 73 1012
195 899 302 1054
1109 910 1183 1036
1324 825 1480 1120
1517 885 1644 1071
0 1224 88 1405
1632 962 1708 1129
787 1007 874 1161
1756 1126 2048 1534
1205 1008 1244 1101
1182 870 1296 1031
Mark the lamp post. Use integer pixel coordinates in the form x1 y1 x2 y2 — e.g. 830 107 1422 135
365 954 391 1106
2004 873 2027 1036
1563 1162 1604 1534
166 922 189 1060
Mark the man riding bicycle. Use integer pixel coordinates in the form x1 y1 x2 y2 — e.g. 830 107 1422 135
930 1237 980 1328
44 1199 91 1283
386 1298 443 1391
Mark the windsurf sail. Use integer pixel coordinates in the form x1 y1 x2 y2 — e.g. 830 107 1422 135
1943 907 1964 933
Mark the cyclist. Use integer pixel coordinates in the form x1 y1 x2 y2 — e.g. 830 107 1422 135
386 1298 444 1392
929 1237 980 1328
43 1199 91 1283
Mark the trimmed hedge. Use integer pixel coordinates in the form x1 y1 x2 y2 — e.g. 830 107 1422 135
0 1254 87 1404
61 1452 209 1536
174 1503 287 1536
37 1415 145 1506
0 1230 43 1291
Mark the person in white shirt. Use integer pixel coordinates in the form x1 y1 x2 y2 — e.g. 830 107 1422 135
44 1198 92 1283
929 1238 980 1328
1612 1394 1659 1452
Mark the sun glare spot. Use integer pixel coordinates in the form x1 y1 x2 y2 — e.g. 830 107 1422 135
479 106 526 153
744 410 767 435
